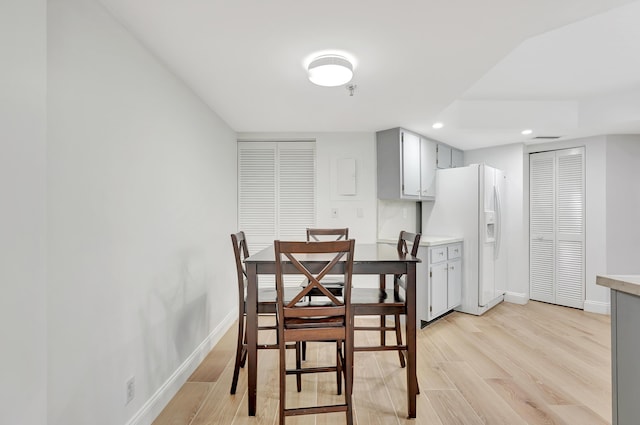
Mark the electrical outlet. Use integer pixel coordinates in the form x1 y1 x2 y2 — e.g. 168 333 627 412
126 376 135 405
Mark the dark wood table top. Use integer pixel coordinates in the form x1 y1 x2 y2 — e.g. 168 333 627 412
245 242 421 266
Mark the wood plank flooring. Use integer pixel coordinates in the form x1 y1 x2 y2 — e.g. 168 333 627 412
152 301 611 425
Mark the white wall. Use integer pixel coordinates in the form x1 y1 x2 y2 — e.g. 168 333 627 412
0 1 47 424
464 144 528 302
527 136 609 313
606 135 640 274
48 1 237 424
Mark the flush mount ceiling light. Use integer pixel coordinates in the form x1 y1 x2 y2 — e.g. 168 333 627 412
308 54 353 87
432 122 444 129
521 129 533 135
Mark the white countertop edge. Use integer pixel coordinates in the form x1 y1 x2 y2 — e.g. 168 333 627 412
377 236 463 247
596 275 640 297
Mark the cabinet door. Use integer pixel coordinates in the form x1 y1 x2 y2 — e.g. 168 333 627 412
401 131 421 198
437 144 451 169
447 259 462 309
429 262 448 320
420 138 437 198
451 149 464 168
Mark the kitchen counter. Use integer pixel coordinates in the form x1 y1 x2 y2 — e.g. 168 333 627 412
378 235 463 247
596 274 640 296
596 274 640 425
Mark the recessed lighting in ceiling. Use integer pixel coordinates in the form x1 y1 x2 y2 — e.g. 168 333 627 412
521 129 533 135
307 54 353 87
432 122 444 129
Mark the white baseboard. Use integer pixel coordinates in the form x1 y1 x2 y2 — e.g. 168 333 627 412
584 300 611 315
504 292 528 305
126 309 237 425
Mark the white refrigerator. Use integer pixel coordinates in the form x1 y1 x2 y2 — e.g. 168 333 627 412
422 163 507 315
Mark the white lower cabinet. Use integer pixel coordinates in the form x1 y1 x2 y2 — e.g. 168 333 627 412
426 242 463 322
447 259 462 310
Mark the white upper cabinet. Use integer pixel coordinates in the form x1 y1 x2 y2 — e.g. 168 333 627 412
377 127 463 201
451 148 464 168
401 131 421 198
377 128 443 201
420 138 437 198
437 144 452 168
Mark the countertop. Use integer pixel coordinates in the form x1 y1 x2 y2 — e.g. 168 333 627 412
596 275 640 297
378 235 463 247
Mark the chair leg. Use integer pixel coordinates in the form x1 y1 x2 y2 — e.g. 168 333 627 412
394 313 406 368
230 314 245 394
380 315 387 345
379 274 386 346
296 342 302 392
302 340 307 361
240 319 248 368
279 338 287 425
345 335 354 425
336 341 342 395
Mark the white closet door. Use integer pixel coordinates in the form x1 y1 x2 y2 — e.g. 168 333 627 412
238 141 316 286
555 148 585 308
238 142 277 253
530 151 556 303
529 148 584 308
277 143 316 240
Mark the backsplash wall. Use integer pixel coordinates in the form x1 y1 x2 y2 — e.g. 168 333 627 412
377 199 419 240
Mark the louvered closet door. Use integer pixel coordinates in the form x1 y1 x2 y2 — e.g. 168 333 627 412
238 141 316 286
555 148 584 308
278 144 316 240
238 142 277 254
529 148 584 308
530 151 556 303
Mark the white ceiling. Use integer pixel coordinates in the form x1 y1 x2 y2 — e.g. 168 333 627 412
99 0 640 150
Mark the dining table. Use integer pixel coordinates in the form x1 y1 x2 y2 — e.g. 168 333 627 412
244 242 420 418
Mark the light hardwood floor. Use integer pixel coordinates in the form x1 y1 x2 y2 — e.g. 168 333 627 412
152 301 611 425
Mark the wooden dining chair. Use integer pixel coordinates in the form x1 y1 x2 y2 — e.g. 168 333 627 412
229 231 301 394
351 230 421 369
274 239 355 425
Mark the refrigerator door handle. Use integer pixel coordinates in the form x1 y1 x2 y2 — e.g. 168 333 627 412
494 185 502 260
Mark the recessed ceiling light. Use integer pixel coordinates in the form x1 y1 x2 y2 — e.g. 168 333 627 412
307 55 353 87
432 122 444 129
521 129 533 135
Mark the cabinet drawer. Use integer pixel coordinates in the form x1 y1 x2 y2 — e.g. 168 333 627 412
448 244 462 260
430 247 447 263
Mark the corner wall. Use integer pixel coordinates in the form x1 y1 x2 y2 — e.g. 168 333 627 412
48 0 237 424
0 1 47 424
606 135 640 274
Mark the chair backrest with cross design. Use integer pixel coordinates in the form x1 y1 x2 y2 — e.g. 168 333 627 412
306 227 349 242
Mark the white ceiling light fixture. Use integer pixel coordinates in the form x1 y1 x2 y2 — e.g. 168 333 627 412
308 54 354 87
521 129 533 135
432 122 444 129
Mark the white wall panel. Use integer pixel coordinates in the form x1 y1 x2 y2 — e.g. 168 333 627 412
0 1 47 424
48 0 237 424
